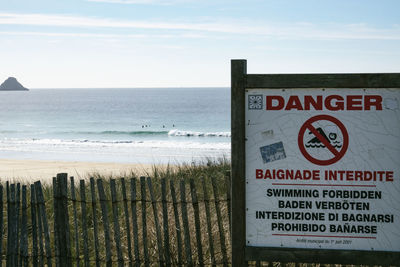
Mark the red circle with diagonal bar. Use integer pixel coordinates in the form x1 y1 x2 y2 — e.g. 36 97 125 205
298 115 349 166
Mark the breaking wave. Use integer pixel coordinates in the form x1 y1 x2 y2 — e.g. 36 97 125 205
54 129 231 138
168 130 231 137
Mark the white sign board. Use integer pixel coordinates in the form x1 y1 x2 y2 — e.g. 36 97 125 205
245 88 400 251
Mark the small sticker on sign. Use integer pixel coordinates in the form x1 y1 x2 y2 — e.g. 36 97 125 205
260 141 286 164
261 129 274 139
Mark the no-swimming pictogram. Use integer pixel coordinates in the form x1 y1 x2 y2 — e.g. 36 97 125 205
298 114 349 166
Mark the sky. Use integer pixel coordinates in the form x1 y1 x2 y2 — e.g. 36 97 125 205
1 0 400 88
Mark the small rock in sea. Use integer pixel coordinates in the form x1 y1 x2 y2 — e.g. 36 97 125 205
0 77 29 91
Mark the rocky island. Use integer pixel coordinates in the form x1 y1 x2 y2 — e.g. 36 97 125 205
0 77 28 91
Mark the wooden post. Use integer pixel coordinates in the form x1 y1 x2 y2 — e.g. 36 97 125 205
35 181 53 267
169 180 183 266
179 180 193 267
120 178 134 267
31 184 38 267
89 178 100 267
79 180 90 267
97 179 112 267
7 183 16 267
161 178 171 267
129 178 140 267
147 177 164 267
15 183 20 267
189 179 204 267
69 177 80 267
55 173 72 267
201 177 216 267
20 185 28 267
0 185 3 267
140 177 150 267
211 177 228 267
110 179 124 267
6 182 9 267
225 171 232 234
36 186 44 267
52 177 59 267
231 59 247 267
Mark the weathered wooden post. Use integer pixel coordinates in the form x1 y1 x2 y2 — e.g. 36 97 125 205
79 180 90 267
31 184 38 267
97 179 112 267
110 179 124 267
35 181 53 267
89 178 101 267
130 178 140 267
169 180 183 266
20 185 28 267
0 185 3 267
231 59 247 267
147 177 164 267
54 173 72 267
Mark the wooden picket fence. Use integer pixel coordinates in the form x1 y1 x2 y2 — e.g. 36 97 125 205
0 173 232 266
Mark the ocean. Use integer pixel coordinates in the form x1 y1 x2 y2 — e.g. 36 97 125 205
0 88 231 164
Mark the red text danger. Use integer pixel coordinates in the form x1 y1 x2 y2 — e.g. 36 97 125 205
266 95 382 111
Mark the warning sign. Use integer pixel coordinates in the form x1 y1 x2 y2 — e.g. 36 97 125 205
245 88 400 252
298 114 349 166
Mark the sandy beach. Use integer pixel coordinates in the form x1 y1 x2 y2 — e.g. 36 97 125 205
0 159 164 183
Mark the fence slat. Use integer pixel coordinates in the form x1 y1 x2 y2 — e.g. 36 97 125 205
211 177 228 267
35 181 53 267
6 183 9 267
6 183 11 267
89 178 100 267
18 185 23 267
120 178 133 267
55 173 72 267
7 183 16 267
20 185 28 267
225 171 232 234
31 184 38 267
110 179 124 267
79 180 90 267
190 179 204 267
169 180 183 266
161 178 171 267
0 185 3 267
201 177 216 267
97 179 112 267
180 180 193 267
147 177 164 267
130 178 140 267
15 184 21 267
140 177 150 267
36 186 44 267
70 177 80 267
52 177 59 267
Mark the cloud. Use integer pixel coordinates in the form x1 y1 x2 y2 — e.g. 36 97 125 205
0 31 136 38
0 30 205 40
86 0 191 4
0 12 399 41
0 13 238 33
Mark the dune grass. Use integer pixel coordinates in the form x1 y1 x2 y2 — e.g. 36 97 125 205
3 158 232 266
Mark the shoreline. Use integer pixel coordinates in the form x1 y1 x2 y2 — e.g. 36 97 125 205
0 158 168 183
